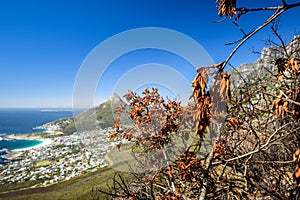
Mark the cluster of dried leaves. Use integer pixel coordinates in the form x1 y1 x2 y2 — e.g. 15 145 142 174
104 48 300 200
190 68 211 138
216 0 236 17
107 87 203 198
104 63 236 199
271 57 300 118
99 1 300 199
111 88 183 151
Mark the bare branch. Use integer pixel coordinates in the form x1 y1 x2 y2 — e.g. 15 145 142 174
199 148 215 200
271 24 290 58
221 1 300 71
233 21 247 36
236 6 281 12
212 123 292 165
221 7 285 71
264 92 300 106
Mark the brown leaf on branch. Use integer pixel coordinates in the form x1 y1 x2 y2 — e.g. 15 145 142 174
275 58 287 73
115 143 121 149
272 93 289 118
294 149 300 186
123 90 135 101
216 0 236 17
191 68 213 137
220 72 231 101
227 117 241 130
287 57 299 75
213 141 226 159
294 149 300 163
273 73 283 82
108 132 120 140
191 69 207 98
177 151 202 182
165 166 174 178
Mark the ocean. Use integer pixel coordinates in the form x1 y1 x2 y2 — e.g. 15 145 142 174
0 108 74 135
0 108 74 164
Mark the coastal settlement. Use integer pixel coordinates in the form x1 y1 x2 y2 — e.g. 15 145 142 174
0 121 117 186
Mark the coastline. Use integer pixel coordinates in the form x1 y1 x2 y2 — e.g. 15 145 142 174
1 127 112 189
6 133 42 140
4 134 53 151
13 138 53 151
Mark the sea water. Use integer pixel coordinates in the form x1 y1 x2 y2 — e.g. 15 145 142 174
0 108 73 135
0 108 74 164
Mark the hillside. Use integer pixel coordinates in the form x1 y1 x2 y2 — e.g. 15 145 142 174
43 93 124 135
0 167 131 200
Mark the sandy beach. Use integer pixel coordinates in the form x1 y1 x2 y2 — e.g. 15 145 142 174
6 134 42 140
14 138 53 151
5 134 53 151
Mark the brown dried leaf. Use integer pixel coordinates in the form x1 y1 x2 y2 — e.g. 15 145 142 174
220 72 231 101
287 57 299 75
216 0 236 17
294 148 300 185
124 90 135 102
213 141 226 159
227 117 241 130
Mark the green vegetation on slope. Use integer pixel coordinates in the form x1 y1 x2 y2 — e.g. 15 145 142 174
47 94 123 135
0 167 132 200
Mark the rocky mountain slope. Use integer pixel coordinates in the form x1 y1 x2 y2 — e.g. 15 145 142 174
230 35 300 86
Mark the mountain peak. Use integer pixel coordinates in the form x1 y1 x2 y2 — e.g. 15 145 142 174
110 93 123 104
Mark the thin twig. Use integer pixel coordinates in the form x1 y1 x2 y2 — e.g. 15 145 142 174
271 25 290 58
236 6 280 12
212 123 291 165
264 92 300 106
252 160 294 164
221 7 285 71
233 21 247 36
199 147 215 200
221 1 300 71
211 17 226 23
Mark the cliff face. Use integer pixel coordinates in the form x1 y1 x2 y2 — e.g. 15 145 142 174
230 35 300 87
261 35 300 62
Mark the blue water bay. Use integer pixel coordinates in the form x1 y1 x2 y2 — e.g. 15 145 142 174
0 108 73 135
0 138 42 150
0 108 74 163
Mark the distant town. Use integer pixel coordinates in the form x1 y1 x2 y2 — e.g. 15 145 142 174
0 121 117 186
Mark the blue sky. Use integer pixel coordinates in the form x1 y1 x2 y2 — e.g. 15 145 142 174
0 0 300 108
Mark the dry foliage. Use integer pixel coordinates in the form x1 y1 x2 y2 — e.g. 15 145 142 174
294 149 300 186
99 1 300 199
216 0 236 17
104 55 300 199
111 88 184 151
191 68 211 138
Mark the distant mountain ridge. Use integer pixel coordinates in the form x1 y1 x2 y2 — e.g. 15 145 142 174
73 93 124 132
43 93 124 135
230 35 300 86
